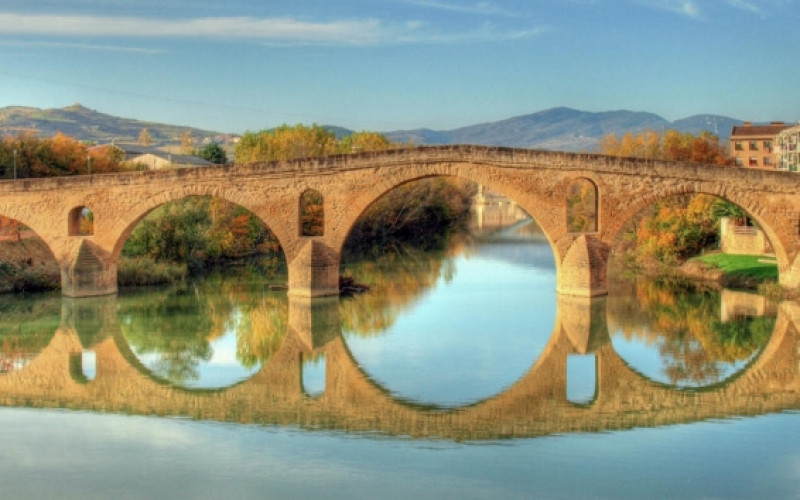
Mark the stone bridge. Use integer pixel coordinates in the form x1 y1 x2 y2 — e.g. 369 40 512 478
1 294 799 441
3 145 800 298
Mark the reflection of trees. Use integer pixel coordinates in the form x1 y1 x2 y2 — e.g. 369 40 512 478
236 295 289 368
0 297 59 372
340 243 461 337
120 273 288 384
608 279 774 386
120 286 215 384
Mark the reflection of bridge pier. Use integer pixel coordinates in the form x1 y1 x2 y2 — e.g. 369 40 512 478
2 293 800 440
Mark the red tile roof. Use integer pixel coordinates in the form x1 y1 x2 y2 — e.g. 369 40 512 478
731 123 790 137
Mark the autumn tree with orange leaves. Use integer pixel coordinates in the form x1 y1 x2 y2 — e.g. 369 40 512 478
600 130 737 266
599 129 732 165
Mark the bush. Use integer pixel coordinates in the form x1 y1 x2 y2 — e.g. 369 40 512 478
118 257 188 287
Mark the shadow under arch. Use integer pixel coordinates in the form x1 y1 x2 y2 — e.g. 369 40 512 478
0 212 60 292
331 169 563 264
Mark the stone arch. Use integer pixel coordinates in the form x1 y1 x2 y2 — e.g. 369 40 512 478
605 182 789 278
299 188 324 237
0 211 60 287
109 185 295 262
68 206 94 236
565 177 599 233
330 163 562 259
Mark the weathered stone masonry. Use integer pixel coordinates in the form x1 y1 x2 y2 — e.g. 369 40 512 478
3 145 800 297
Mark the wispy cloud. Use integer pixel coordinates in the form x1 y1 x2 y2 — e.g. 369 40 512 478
724 0 792 17
0 13 386 44
0 12 545 46
727 0 765 14
402 1 519 17
0 39 164 54
634 1 704 19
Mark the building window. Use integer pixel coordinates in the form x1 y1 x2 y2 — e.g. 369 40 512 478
764 156 772 166
764 140 772 151
735 141 744 151
749 141 759 151
748 157 758 167
735 157 744 166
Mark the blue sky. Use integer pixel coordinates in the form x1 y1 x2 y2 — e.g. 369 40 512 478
0 1 798 133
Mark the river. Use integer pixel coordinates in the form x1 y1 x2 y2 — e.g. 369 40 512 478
0 198 798 499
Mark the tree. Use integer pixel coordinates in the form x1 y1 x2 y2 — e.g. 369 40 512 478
1 132 124 178
197 143 228 164
138 128 152 146
235 124 339 163
599 129 732 166
234 124 398 163
180 131 195 154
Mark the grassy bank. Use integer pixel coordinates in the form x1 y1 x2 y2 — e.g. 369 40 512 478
687 253 778 290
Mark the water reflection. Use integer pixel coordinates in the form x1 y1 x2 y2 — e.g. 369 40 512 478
0 293 60 373
0 268 796 441
608 280 775 388
118 274 288 388
340 225 557 408
0 194 796 441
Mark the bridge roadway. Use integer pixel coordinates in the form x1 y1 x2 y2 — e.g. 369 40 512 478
3 145 800 297
1 294 799 441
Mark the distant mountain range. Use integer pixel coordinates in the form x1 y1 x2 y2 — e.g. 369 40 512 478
0 104 743 152
384 107 741 152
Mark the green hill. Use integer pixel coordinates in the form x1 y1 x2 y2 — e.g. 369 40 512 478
0 103 225 146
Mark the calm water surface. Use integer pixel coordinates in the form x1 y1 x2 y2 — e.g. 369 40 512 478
1 214 799 499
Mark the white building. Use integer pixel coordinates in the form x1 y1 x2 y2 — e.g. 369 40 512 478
776 124 800 172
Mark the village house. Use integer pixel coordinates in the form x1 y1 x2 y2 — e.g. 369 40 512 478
775 123 800 172
112 144 214 170
729 121 791 169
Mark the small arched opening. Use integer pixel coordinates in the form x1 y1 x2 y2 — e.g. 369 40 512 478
68 206 94 236
566 178 598 233
300 189 324 237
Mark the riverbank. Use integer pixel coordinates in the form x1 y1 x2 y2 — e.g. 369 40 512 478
0 236 60 293
623 251 781 299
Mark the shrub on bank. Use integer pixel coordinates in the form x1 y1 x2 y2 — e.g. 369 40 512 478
118 257 188 287
0 263 59 293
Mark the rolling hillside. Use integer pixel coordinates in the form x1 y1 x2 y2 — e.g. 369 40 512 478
0 103 224 146
0 104 742 152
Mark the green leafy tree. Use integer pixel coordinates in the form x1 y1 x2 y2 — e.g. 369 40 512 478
197 143 228 164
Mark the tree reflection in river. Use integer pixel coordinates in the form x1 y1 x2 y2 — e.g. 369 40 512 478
340 241 463 337
608 279 775 387
0 295 60 373
119 273 288 387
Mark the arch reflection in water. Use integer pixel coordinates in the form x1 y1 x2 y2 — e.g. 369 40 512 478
118 274 289 389
0 294 60 373
340 216 557 408
607 280 776 388
0 279 796 442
